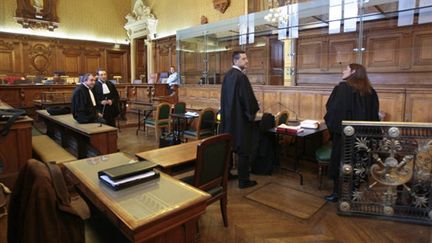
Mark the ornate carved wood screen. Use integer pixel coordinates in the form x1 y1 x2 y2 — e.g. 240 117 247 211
15 0 59 30
339 121 432 225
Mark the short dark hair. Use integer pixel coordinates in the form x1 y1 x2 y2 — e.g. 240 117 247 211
96 68 106 75
232 50 246 64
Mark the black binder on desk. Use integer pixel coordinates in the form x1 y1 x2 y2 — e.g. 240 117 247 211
98 161 160 191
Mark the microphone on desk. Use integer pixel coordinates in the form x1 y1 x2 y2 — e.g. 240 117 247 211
262 102 299 124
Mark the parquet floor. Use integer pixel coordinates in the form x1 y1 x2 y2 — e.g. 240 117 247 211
113 119 431 243
12 114 431 243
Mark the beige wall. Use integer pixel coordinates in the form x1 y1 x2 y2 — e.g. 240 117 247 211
0 0 131 44
146 0 246 38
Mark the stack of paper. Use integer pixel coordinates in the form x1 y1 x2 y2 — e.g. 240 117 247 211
276 124 304 134
300 120 320 129
185 111 199 117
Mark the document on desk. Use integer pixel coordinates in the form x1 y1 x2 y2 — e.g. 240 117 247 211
185 111 199 117
300 119 320 129
98 161 159 190
276 124 304 134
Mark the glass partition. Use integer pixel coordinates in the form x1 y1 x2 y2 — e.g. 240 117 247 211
177 0 432 86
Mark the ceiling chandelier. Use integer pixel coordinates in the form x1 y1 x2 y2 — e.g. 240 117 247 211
264 0 291 22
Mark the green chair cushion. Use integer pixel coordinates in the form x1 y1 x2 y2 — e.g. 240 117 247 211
145 118 168 126
181 176 223 197
184 129 213 137
315 142 332 161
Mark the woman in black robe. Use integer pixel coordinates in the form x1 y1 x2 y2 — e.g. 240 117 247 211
324 63 379 202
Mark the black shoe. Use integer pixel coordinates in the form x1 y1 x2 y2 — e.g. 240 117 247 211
239 180 257 189
325 193 338 202
228 173 238 180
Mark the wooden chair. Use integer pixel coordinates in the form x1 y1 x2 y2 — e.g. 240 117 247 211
315 142 332 189
147 73 159 84
145 102 171 142
275 110 289 126
171 102 187 133
184 108 215 141
173 102 186 114
180 134 232 227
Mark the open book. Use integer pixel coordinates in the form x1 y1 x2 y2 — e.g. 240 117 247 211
276 124 304 134
300 119 320 129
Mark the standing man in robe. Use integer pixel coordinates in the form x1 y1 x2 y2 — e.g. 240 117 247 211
220 50 260 189
71 73 103 124
93 68 120 127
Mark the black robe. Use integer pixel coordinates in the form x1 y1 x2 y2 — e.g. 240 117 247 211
220 68 259 156
71 84 99 124
324 81 380 178
93 80 120 121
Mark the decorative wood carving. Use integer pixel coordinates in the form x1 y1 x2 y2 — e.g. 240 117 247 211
213 0 230 14
15 0 59 31
28 43 52 74
201 15 208 25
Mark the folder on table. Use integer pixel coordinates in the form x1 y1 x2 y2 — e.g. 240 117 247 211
98 161 159 190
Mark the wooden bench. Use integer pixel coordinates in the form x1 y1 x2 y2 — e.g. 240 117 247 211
32 135 76 164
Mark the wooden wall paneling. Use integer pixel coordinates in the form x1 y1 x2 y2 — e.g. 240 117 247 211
83 47 103 74
405 89 432 122
297 92 321 120
0 39 19 74
0 89 21 107
246 45 267 84
262 90 280 114
136 38 147 80
252 87 264 112
411 29 432 71
106 50 128 81
269 37 284 85
319 93 331 121
154 36 176 73
25 40 56 75
365 31 404 72
376 89 405 122
0 33 130 82
328 33 357 72
279 91 299 121
219 44 233 74
297 37 327 72
61 46 82 76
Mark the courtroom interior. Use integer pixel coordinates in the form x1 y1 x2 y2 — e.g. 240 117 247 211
1 0 432 242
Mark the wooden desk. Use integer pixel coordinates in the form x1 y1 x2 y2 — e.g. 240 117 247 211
0 102 33 188
36 110 117 159
136 140 200 175
270 124 328 185
63 153 210 243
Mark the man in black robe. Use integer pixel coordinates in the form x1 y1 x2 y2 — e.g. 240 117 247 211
324 63 379 202
93 68 120 127
220 50 260 189
71 73 102 124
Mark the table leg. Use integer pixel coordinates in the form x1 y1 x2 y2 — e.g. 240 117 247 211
276 133 303 185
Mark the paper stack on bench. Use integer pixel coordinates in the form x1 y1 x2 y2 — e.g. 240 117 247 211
276 124 304 134
300 119 320 129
